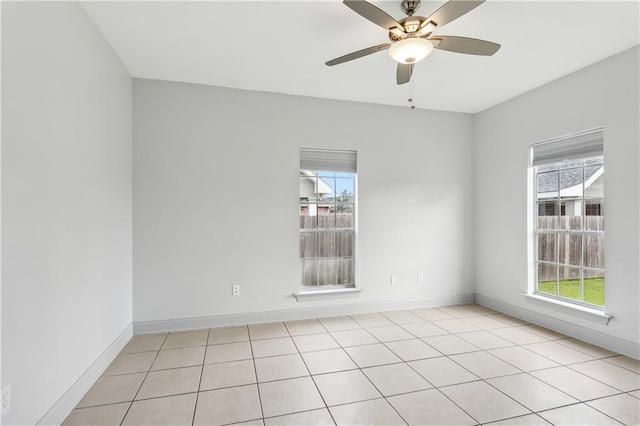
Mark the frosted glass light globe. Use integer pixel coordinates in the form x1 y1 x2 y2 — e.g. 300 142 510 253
388 38 434 64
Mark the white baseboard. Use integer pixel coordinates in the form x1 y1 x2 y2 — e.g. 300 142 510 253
133 293 475 334
36 323 133 426
476 294 640 360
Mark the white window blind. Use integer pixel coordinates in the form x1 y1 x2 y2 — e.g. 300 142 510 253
531 128 604 166
300 148 357 173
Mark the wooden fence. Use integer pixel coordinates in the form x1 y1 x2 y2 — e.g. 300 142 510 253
299 214 604 285
537 216 604 281
300 212 353 230
300 213 354 286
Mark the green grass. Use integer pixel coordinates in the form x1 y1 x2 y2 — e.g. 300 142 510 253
537 278 604 307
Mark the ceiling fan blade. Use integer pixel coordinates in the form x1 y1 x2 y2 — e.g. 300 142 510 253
424 0 485 28
396 63 414 85
325 43 391 66
432 36 500 55
344 0 403 31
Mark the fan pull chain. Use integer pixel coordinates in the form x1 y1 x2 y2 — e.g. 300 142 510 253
408 80 416 110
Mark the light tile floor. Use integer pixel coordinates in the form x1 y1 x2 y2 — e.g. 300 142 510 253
63 304 640 425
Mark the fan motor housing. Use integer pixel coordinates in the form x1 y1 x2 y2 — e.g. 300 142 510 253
389 16 430 41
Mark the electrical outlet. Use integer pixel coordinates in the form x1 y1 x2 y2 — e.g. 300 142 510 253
1 384 11 416
417 273 424 283
232 285 240 296
390 274 398 286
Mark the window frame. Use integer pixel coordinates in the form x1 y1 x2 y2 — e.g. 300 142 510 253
299 149 357 290
532 154 605 310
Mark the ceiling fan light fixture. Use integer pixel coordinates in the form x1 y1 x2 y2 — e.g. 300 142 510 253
388 37 433 64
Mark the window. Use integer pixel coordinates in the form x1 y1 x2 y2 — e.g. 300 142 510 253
532 128 605 308
300 149 356 289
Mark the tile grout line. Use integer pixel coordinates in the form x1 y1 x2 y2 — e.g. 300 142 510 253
338 314 410 425
287 319 339 426
443 327 629 412
563 362 639 392
490 346 632 408
105 345 209 378
78 390 201 407
444 329 635 423
534 400 626 425
584 392 640 424
250 323 273 422
411 310 507 425
601 357 640 374
526 357 634 397
189 328 210 426
395 308 607 424
118 333 169 425
402 352 483 424
328 322 412 426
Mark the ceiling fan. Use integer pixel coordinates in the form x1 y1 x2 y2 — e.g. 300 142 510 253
326 0 501 85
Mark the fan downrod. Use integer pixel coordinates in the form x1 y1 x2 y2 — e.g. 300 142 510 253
401 0 421 16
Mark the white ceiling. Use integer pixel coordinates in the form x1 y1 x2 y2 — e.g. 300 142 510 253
81 1 639 113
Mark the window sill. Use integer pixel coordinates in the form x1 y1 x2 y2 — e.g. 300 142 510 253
294 287 363 302
521 292 613 325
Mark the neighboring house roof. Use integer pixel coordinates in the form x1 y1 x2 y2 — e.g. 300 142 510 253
300 170 332 195
538 165 603 197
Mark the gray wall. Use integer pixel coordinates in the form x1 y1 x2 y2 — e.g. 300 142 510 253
133 79 474 323
1 2 133 424
473 46 639 352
